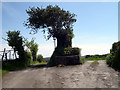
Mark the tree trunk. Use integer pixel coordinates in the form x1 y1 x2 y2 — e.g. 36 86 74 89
57 37 72 48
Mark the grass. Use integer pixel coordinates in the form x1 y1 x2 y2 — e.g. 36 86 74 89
1 70 8 76
92 61 99 64
30 61 39 65
80 58 85 64
33 62 47 68
39 62 47 65
84 58 106 61
2 61 47 76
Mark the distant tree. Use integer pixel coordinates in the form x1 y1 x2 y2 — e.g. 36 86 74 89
37 54 44 62
86 55 90 58
6 30 25 60
25 38 38 61
24 5 76 48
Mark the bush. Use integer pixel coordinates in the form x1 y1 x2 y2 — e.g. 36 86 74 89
63 47 80 56
24 51 32 66
106 41 120 70
2 59 27 71
37 54 44 62
2 51 32 72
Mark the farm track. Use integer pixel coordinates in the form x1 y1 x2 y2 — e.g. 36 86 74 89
2 60 120 88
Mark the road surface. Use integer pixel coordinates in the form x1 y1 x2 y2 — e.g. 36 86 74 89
2 60 120 88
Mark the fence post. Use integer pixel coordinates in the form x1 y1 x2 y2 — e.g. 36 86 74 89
2 48 6 61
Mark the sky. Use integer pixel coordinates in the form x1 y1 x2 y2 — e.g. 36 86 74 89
1 2 118 57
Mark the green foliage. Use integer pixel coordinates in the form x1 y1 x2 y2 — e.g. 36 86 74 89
2 59 26 71
24 51 32 66
39 62 47 65
25 38 38 61
80 58 85 64
106 41 120 70
25 5 76 38
63 47 80 56
2 70 8 76
30 61 39 65
37 54 44 62
2 52 32 74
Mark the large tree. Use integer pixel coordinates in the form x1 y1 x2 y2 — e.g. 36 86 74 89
25 5 77 66
25 5 76 48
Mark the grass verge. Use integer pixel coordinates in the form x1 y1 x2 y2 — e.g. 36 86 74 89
92 61 99 64
84 58 106 61
2 61 47 76
30 61 39 65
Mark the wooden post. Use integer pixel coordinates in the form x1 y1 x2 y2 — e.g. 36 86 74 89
14 50 17 59
5 53 7 61
9 51 11 59
2 48 6 61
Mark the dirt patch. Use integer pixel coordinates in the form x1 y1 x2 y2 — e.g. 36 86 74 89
2 60 120 88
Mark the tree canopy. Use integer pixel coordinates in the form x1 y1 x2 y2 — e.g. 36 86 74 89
25 5 76 48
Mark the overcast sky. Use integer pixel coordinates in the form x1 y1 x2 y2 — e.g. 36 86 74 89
1 2 118 57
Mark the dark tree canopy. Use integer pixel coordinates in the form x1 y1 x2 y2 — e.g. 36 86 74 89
25 5 76 48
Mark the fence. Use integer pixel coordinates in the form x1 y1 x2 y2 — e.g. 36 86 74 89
0 48 18 61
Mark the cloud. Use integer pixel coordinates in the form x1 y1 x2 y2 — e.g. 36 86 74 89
1 43 11 51
37 43 112 57
37 43 54 57
1 43 112 58
73 43 112 56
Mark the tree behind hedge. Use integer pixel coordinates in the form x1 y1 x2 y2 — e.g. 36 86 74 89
25 38 38 61
37 54 44 62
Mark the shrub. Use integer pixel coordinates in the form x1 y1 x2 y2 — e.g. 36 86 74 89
37 54 44 62
63 47 81 56
106 41 120 70
24 51 32 66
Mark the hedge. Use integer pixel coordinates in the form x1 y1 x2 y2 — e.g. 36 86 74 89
106 41 120 70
